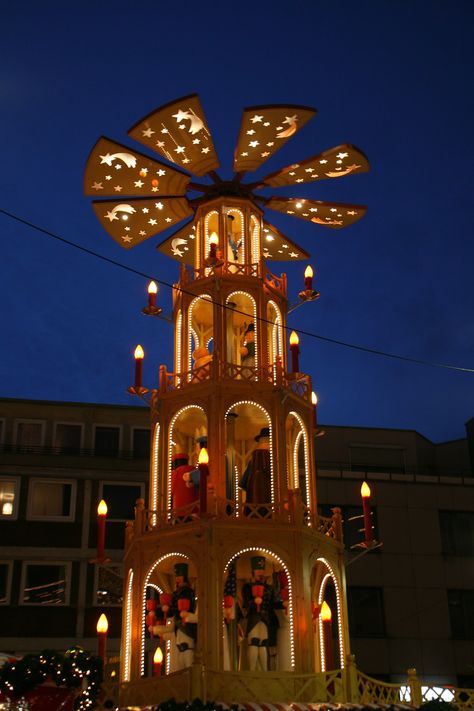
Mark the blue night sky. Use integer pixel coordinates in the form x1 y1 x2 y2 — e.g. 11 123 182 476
1 1 473 443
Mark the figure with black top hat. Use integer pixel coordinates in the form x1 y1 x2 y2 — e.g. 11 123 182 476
239 427 271 517
241 556 276 671
170 562 198 669
171 453 198 517
240 323 255 377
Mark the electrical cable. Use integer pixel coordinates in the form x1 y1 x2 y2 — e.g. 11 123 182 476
1 206 473 374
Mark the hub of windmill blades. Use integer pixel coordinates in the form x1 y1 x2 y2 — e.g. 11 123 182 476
84 93 369 261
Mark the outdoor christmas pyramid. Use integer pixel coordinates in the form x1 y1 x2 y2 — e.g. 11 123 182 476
84 94 369 707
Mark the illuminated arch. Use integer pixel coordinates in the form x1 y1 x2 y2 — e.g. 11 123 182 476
250 214 260 265
150 423 160 526
226 291 258 377
267 300 283 370
226 207 245 264
168 405 206 511
122 568 134 681
287 411 311 516
224 546 295 669
188 294 213 375
175 310 182 376
225 401 273 505
140 552 189 676
314 557 345 671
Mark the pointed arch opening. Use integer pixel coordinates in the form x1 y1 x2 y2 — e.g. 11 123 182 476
312 557 346 672
168 405 207 515
225 291 258 379
188 295 213 381
285 411 311 516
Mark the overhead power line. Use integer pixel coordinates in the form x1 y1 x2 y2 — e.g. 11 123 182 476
1 206 473 374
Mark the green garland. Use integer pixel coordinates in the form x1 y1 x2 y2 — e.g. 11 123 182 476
0 646 103 710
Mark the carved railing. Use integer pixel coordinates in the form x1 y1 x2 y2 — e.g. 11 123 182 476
188 261 260 281
264 267 287 295
356 669 408 706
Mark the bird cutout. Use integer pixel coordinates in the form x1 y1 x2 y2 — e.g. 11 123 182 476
85 95 368 257
260 144 369 188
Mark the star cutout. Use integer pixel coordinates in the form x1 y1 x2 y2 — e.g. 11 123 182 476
192 139 201 145
267 142 274 147
263 122 270 127
139 168 148 176
282 244 288 248
330 208 337 213
261 151 270 157
121 235 133 243
289 252 298 258
142 208 149 213
114 185 123 192
92 182 103 190
287 210 295 215
175 146 185 154
105 175 112 180
139 230 147 236
151 187 159 192
182 158 190 163
172 110 189 123
347 210 357 215
249 140 259 148
296 178 304 183
115 164 122 170
309 208 318 213
336 152 349 159
142 128 154 138
283 115 297 125
157 169 166 176
161 128 169 134
165 217 173 223
247 129 256 135
319 159 328 164
99 153 113 166
289 172 296 176
305 168 314 173
134 180 144 188
241 152 248 157
155 202 164 210
250 115 264 123
124 226 130 231
148 218 157 225
156 141 165 148
105 211 119 222
178 124 186 130
201 147 210 154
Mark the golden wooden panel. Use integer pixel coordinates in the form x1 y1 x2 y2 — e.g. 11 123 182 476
265 197 367 230
233 104 317 173
84 137 191 197
156 220 197 264
91 197 193 249
128 94 219 177
261 220 309 261
261 143 370 188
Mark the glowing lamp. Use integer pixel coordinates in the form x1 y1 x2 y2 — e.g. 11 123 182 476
361 481 374 544
96 613 108 634
134 345 144 388
289 331 300 373
209 231 219 259
304 265 314 290
148 281 158 307
97 500 107 516
320 601 332 622
153 647 163 664
96 500 108 562
96 613 108 661
198 447 210 514
2 502 13 516
311 391 318 428
198 447 209 465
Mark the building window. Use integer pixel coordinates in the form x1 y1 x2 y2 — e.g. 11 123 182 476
0 562 13 604
95 565 123 606
132 428 150 459
21 562 70 605
54 423 83 454
439 511 474 556
15 420 45 451
101 482 144 521
0 477 20 519
447 590 474 639
27 479 76 521
348 587 385 637
94 426 121 457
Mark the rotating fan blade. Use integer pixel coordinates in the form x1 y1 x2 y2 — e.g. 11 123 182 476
260 144 369 188
265 197 367 229
92 197 193 249
128 94 219 177
261 221 309 261
156 219 197 265
233 104 317 174
84 137 191 197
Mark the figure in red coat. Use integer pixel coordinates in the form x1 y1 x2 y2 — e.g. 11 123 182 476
171 453 198 515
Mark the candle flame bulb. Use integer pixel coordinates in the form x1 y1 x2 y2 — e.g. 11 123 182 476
209 232 219 245
321 601 332 622
311 391 318 406
97 613 108 634
198 447 209 465
304 265 313 279
134 345 144 360
289 331 299 346
97 500 107 516
148 281 158 295
361 481 371 499
153 647 163 664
